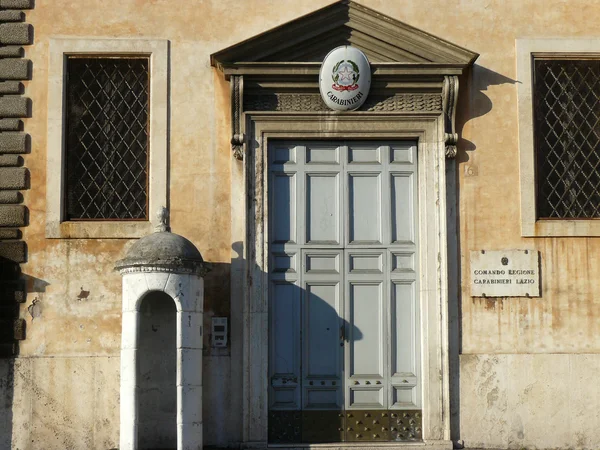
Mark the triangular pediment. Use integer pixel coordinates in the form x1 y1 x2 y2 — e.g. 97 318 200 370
211 0 477 68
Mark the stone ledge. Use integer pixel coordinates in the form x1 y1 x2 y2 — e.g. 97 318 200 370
0 95 27 117
0 240 26 263
0 131 26 153
0 204 25 226
0 0 32 8
0 58 28 79
0 23 31 45
0 167 27 189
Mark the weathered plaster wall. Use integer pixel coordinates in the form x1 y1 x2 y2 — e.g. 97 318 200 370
460 354 600 449
1 0 600 449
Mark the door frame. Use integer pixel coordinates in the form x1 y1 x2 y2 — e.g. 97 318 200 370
234 112 454 449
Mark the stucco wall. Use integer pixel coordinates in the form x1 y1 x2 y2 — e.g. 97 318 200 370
1 0 600 448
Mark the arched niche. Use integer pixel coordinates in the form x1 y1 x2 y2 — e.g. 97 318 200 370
138 291 177 449
115 210 210 450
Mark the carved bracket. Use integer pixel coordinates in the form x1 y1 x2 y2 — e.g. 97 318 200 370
231 75 244 161
442 76 459 159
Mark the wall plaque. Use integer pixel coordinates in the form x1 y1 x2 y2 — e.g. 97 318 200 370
319 46 371 111
470 249 540 297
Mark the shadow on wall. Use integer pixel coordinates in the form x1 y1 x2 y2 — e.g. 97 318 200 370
0 359 15 450
0 267 50 447
456 64 519 160
235 238 376 444
449 63 518 447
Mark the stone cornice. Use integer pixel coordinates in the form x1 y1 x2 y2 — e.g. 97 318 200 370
218 62 466 79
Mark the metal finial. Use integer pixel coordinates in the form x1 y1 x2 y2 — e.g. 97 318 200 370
155 206 170 232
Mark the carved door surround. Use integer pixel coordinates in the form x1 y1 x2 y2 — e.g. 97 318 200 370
211 1 477 448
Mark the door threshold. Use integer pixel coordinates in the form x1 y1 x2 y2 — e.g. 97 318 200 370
267 440 452 450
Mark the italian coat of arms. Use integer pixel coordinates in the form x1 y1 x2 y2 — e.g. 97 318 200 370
331 59 360 92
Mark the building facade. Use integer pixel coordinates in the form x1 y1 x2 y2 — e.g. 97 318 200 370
1 0 599 449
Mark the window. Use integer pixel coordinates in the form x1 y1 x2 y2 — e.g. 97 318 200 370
47 39 167 238
517 39 600 236
533 58 600 219
65 57 150 220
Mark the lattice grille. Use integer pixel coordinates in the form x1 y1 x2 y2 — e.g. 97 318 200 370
65 57 149 220
534 59 600 218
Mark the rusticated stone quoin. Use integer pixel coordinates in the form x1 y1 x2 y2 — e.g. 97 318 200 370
0 81 22 94
0 10 23 22
0 240 26 263
13 318 25 339
0 0 32 358
0 95 27 116
0 46 22 57
0 58 28 79
0 0 32 8
0 258 20 279
0 228 19 239
0 191 21 204
0 132 26 153
0 154 21 166
0 205 26 226
0 280 25 302
0 119 21 131
0 23 31 45
0 167 27 189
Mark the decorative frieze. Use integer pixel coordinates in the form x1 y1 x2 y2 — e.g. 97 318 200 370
244 92 443 113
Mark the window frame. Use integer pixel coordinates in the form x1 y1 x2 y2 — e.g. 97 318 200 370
46 38 168 239
517 38 600 237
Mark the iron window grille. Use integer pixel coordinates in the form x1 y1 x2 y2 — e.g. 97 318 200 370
65 56 150 220
533 57 600 219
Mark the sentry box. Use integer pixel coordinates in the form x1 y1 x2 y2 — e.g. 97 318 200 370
212 317 228 348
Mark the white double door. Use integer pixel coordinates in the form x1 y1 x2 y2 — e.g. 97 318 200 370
268 141 421 413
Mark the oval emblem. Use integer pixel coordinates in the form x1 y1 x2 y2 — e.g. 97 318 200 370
319 46 371 111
